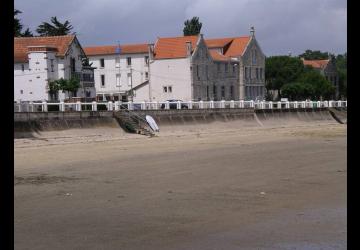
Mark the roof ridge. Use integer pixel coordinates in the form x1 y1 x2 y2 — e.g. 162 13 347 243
157 35 199 39
14 34 75 39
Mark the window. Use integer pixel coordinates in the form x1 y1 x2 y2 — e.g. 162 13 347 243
145 56 149 65
127 57 131 66
163 86 168 93
205 65 209 79
50 59 54 72
225 63 228 72
230 86 234 99
252 50 257 64
145 72 149 79
127 73 132 86
101 75 105 87
71 57 76 72
116 74 121 87
256 68 259 79
221 86 225 99
168 86 172 93
233 64 236 73
206 86 209 100
21 64 24 71
213 85 217 100
245 67 248 79
100 58 105 68
217 63 221 72
197 65 200 80
20 90 23 94
115 57 120 68
249 68 252 79
260 68 263 79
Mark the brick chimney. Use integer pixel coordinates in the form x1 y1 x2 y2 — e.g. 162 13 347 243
148 43 154 60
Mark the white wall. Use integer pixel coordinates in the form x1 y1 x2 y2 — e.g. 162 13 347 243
88 53 149 97
149 58 192 102
14 52 49 102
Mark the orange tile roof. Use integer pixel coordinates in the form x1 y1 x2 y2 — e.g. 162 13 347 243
209 51 231 61
14 35 75 63
154 35 199 59
222 36 251 57
302 59 329 69
84 44 148 56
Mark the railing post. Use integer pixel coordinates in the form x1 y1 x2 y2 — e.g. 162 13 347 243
60 101 65 112
29 102 34 112
154 101 158 110
76 101 82 111
337 100 341 107
42 101 47 112
165 101 169 110
323 101 328 108
277 101 281 109
286 101 290 109
250 100 254 108
294 101 298 109
177 101 181 110
317 101 321 108
230 100 234 108
114 101 119 111
210 100 214 109
107 101 113 111
240 100 244 108
269 101 273 109
128 101 133 110
141 101 146 110
92 101 97 111
18 102 21 112
188 101 193 109
344 101 347 107
221 100 225 109
199 100 204 109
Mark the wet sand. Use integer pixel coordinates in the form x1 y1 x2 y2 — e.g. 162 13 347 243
14 123 347 249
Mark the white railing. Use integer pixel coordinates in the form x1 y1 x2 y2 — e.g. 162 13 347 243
14 100 347 112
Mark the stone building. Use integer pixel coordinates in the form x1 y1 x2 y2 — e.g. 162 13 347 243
302 58 339 98
135 28 266 102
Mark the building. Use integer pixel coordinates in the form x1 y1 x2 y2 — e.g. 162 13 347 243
138 28 265 102
302 58 339 98
14 35 96 102
83 44 150 101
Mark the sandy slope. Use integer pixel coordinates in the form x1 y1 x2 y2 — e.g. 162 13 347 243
14 123 347 249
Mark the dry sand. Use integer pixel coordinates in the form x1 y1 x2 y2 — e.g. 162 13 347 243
14 122 347 249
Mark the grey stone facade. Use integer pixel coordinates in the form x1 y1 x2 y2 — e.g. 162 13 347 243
190 34 265 101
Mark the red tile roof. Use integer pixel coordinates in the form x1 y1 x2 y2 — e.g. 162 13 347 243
209 51 231 61
205 36 251 57
154 35 199 59
83 44 149 56
302 59 329 69
14 35 76 63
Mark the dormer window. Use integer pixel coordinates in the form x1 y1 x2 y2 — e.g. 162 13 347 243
252 50 257 65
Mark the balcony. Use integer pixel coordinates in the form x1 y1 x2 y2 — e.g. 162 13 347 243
71 71 95 88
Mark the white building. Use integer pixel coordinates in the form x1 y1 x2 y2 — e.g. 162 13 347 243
143 29 265 102
14 35 96 102
84 44 150 102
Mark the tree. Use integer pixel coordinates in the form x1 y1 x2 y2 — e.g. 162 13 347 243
297 70 335 100
265 56 305 99
21 28 33 37
48 80 61 100
281 82 314 101
183 17 202 36
36 16 74 36
299 49 329 60
52 77 80 99
14 9 23 37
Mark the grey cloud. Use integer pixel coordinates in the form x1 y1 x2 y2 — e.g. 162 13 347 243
15 0 346 55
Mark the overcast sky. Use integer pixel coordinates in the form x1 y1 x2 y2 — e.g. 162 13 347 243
15 0 346 56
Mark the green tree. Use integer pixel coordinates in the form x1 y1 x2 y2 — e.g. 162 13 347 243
36 17 74 36
14 9 23 37
54 77 80 99
299 49 329 60
281 82 314 101
265 56 305 99
48 80 61 100
297 70 335 100
183 16 202 36
21 28 33 37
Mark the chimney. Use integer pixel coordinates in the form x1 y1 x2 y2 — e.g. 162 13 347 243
250 26 255 37
148 43 154 60
186 41 192 57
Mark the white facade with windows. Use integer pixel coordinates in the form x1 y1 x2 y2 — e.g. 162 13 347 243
84 45 150 101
